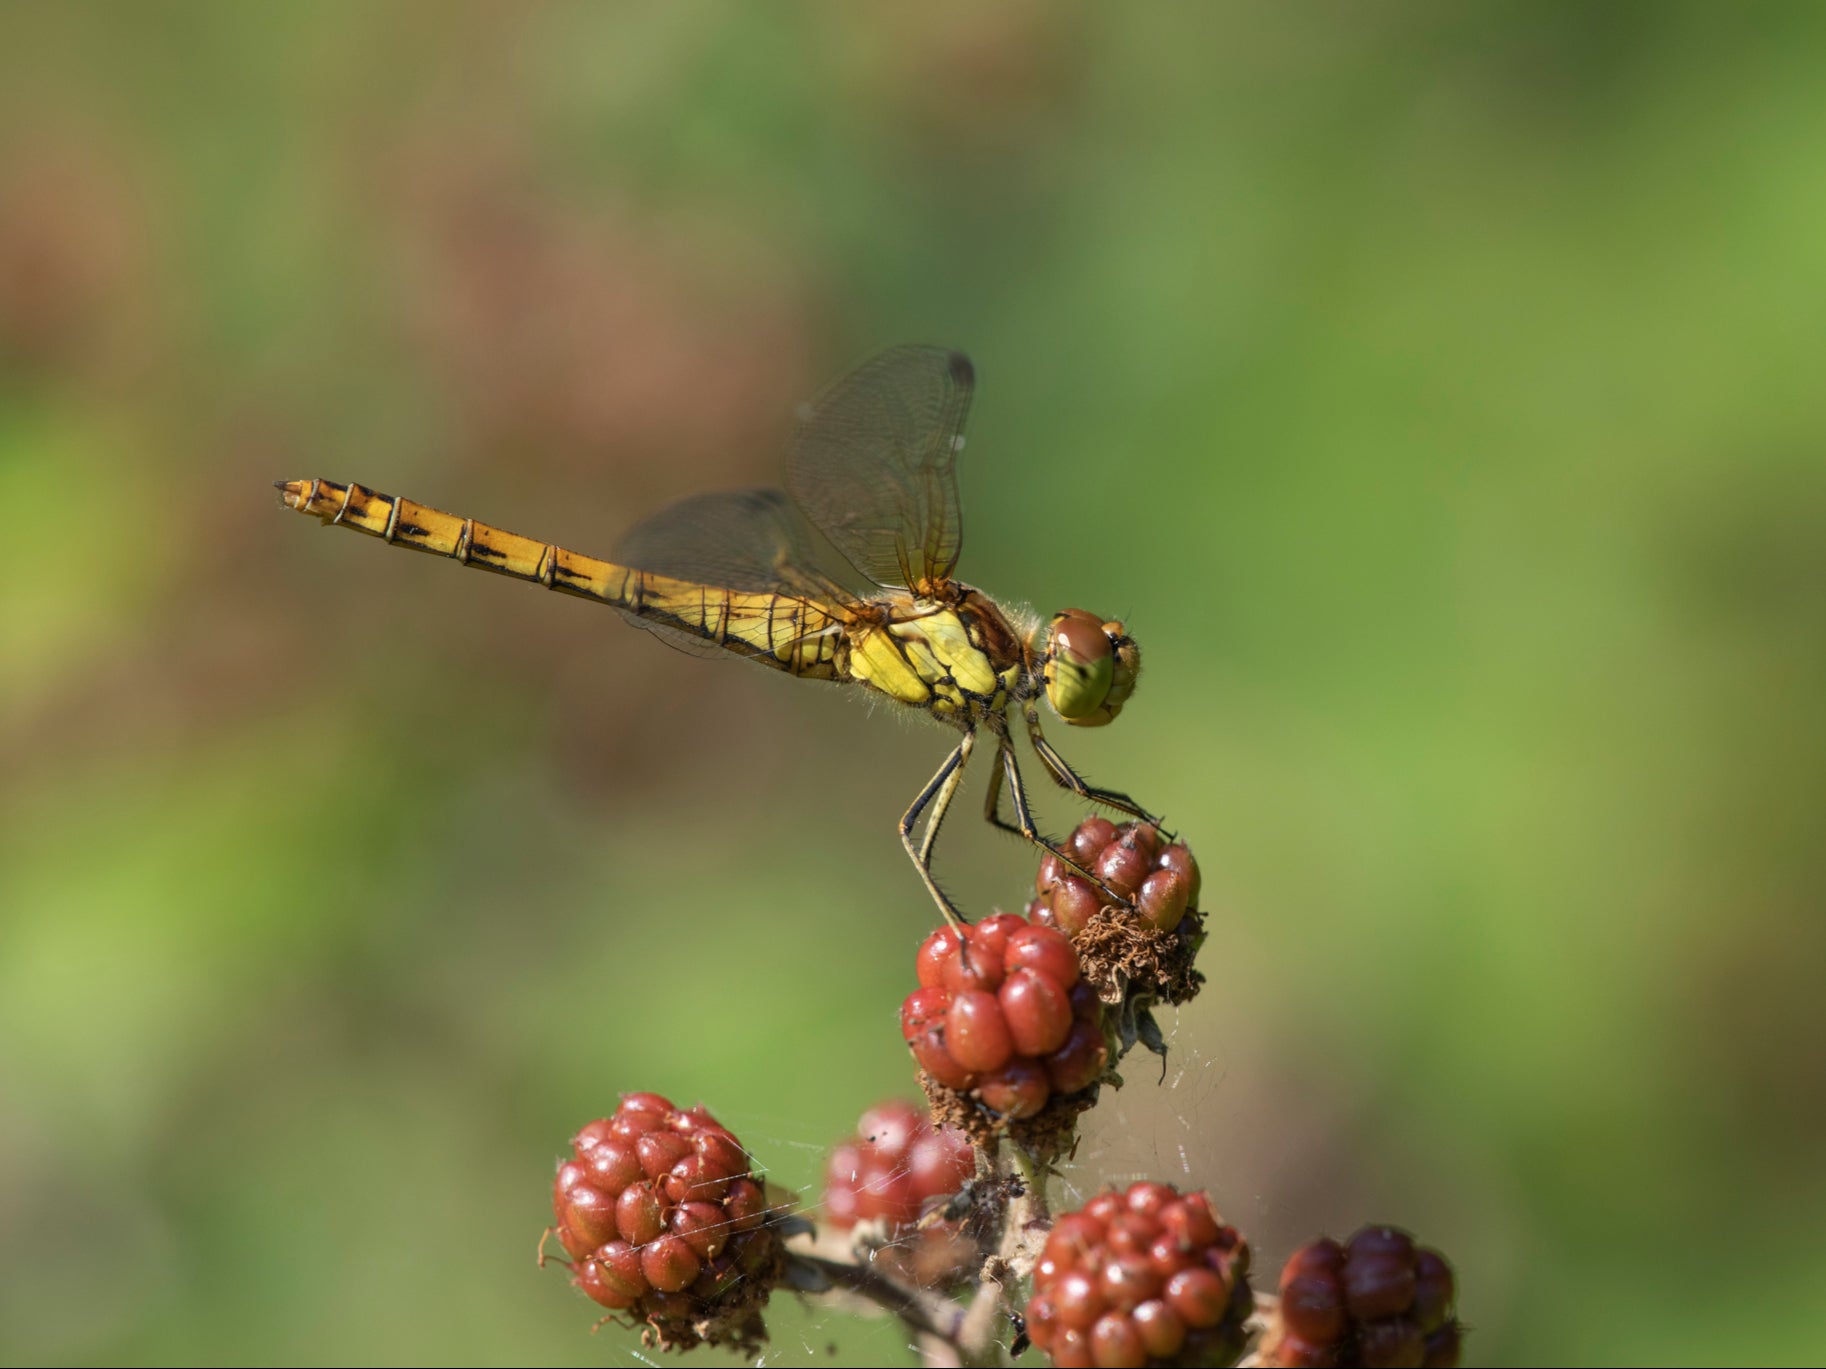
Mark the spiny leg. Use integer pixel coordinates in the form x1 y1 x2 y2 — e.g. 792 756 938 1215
982 746 1016 837
1025 705 1161 827
900 730 976 929
918 729 977 867
984 740 1133 905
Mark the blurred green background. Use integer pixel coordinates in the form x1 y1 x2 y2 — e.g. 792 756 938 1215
3 3 1823 1365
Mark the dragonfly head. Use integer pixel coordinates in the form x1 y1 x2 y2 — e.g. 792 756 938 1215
1039 609 1140 727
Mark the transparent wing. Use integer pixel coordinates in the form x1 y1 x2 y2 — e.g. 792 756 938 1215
610 487 859 660
786 345 974 592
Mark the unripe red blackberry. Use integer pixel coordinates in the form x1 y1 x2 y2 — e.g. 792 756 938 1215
1030 817 1207 1016
1027 1182 1251 1367
1260 1227 1462 1368
1036 818 1201 936
822 1099 978 1288
553 1094 782 1353
904 911 1108 1150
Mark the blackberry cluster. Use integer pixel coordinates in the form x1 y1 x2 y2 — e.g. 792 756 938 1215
552 1093 781 1353
900 911 1108 1127
1032 817 1200 936
822 1098 978 1288
1261 1227 1461 1368
1026 1182 1252 1368
1025 816 1208 1044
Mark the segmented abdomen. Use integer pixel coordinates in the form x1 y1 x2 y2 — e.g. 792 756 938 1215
277 478 846 678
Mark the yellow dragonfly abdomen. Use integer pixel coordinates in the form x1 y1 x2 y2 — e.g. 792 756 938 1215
277 478 846 679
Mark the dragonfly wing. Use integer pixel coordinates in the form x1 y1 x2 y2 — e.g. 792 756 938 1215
611 487 857 660
786 345 973 592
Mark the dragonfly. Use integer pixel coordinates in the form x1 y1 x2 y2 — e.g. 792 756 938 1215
277 346 1151 926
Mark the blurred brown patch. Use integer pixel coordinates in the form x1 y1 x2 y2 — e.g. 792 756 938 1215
5 110 830 807
379 139 815 503
0 413 338 780
822 1 1088 165
1654 467 1826 1161
350 130 829 800
1673 895 1826 1161
0 131 157 387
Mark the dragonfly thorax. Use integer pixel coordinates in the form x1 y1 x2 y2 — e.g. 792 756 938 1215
839 587 1033 727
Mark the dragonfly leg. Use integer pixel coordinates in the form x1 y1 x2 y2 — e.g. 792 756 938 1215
1025 708 1160 827
917 730 976 867
981 747 1016 836
987 741 1132 903
982 740 1079 852
901 731 976 929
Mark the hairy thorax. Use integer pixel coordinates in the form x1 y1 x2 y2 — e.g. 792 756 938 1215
840 587 1035 728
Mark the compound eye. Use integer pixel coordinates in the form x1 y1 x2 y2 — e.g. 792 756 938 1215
1044 609 1115 723
1104 632 1141 716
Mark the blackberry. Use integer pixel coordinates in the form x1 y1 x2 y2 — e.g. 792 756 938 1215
1029 818 1208 1059
902 911 1110 1154
1260 1227 1462 1368
822 1098 978 1288
551 1093 783 1353
1027 1182 1252 1367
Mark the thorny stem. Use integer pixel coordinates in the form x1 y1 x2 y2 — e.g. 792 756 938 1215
787 1252 966 1347
1005 1142 1051 1227
950 1140 1050 1367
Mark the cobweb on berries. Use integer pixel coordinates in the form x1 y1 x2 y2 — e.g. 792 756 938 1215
561 1009 1243 1368
554 817 1238 1363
